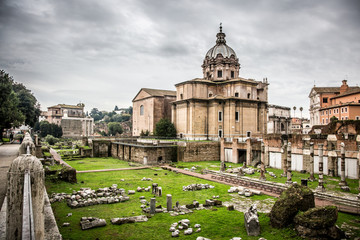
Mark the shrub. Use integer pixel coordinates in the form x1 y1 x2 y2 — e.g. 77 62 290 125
45 134 59 145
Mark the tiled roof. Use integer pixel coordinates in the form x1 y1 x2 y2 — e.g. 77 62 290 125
141 88 176 97
330 87 360 99
48 104 83 109
312 86 359 94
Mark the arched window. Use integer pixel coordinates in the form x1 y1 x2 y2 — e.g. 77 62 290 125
140 105 144 115
208 91 213 98
235 92 239 97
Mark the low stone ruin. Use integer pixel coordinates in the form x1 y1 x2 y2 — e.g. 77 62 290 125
182 183 214 191
111 215 148 225
228 186 262 197
169 219 201 237
226 167 255 175
141 177 152 181
269 184 315 228
152 183 162 196
136 186 151 192
294 206 344 239
244 204 260 236
80 217 106 230
49 184 130 208
268 172 277 178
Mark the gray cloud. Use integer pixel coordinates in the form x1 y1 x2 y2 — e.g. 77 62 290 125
0 0 359 117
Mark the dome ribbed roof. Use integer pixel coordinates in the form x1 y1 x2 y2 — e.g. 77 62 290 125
206 44 236 58
205 24 237 59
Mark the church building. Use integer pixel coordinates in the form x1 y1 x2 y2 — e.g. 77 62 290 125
172 25 268 140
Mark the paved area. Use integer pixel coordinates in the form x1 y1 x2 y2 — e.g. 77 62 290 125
0 144 19 208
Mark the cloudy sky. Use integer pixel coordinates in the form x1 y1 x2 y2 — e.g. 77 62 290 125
1 0 359 118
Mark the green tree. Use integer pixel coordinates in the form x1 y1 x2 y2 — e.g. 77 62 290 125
12 82 40 127
0 70 25 139
114 105 119 111
108 122 123 136
154 118 176 138
39 121 62 138
90 108 103 121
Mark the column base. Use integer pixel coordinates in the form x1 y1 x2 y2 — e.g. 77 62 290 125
340 185 350 192
339 181 348 187
328 170 335 177
259 176 266 181
285 180 293 185
315 186 325 192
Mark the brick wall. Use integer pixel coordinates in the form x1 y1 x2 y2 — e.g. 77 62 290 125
177 141 220 162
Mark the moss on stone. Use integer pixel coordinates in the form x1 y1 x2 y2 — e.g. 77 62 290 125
269 184 315 228
294 206 338 229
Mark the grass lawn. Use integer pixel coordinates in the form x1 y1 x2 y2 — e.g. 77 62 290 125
46 168 360 240
64 157 143 171
174 161 360 194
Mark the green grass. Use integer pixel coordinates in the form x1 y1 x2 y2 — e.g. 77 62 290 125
46 168 360 240
64 157 143 171
1 138 10 142
173 161 360 194
46 169 301 240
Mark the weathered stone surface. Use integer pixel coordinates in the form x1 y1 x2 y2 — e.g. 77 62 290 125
59 166 77 183
244 205 260 236
6 155 45 240
111 215 148 225
184 228 193 235
269 184 315 228
80 217 106 230
294 206 344 239
172 230 180 237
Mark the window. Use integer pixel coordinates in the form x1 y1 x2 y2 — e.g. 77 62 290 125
246 131 251 137
326 118 328 124
208 92 213 97
325 110 328 115
140 105 144 115
345 107 348 113
323 97 328 103
345 117 348 120
231 71 235 78
235 92 239 97
329 109 332 114
235 111 239 122
356 116 360 120
247 93 251 99
322 119 324 124
180 93 183 99
218 111 223 122
218 129 223 138
217 70 222 78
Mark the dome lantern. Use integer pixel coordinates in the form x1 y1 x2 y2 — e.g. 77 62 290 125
202 24 240 81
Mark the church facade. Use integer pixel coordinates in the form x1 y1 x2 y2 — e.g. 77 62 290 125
172 25 268 140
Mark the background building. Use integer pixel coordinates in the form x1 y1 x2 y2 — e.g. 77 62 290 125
172 25 268 140
309 80 359 125
41 103 94 137
132 88 176 136
267 104 291 134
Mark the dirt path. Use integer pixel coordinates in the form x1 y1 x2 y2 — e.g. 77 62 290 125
0 144 19 208
77 166 151 173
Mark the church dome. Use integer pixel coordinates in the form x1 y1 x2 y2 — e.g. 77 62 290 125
205 25 237 59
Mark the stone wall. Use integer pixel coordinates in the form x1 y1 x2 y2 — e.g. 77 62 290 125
111 142 177 164
92 140 112 157
177 141 220 162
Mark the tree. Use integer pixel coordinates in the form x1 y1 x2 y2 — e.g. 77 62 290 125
90 108 103 121
0 70 25 139
39 121 62 138
108 122 123 136
114 105 119 111
12 82 40 127
299 107 303 119
154 118 176 138
293 106 296 117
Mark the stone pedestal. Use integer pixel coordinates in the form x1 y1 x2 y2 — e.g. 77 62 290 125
150 198 156 214
339 142 348 188
309 142 315 181
6 155 45 240
316 144 325 192
166 194 172 211
286 142 292 185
